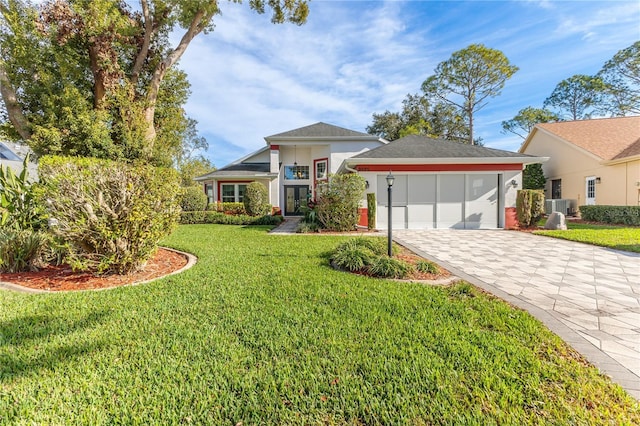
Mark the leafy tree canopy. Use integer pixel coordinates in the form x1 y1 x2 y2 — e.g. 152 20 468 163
421 44 518 145
0 0 309 166
501 107 560 139
543 74 607 121
597 41 640 116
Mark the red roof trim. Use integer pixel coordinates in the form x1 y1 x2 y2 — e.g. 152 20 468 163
355 163 523 172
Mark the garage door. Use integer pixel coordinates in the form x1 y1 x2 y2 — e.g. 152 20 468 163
376 174 499 229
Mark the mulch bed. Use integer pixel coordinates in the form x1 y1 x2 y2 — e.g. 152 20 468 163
0 248 188 292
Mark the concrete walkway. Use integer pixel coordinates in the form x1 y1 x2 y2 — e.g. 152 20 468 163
394 229 640 399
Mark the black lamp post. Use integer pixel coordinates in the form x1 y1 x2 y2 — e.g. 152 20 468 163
386 172 395 257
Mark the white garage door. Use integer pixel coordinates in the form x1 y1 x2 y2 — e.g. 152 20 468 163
376 174 499 229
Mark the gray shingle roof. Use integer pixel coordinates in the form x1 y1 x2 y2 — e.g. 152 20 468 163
266 122 371 139
353 135 537 159
196 163 274 180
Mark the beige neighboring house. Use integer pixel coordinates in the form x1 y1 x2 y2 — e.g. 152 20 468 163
519 116 640 208
0 140 37 178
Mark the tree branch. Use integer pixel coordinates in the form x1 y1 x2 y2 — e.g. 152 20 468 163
131 0 153 86
0 62 31 140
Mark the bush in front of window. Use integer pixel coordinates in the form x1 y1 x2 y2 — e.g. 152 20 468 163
244 182 271 216
179 186 208 212
211 202 246 215
179 211 283 226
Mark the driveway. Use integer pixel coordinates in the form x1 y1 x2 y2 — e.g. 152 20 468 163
394 229 640 399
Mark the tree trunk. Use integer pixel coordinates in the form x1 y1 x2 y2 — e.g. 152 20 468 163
0 63 31 140
143 8 209 147
468 109 474 145
88 44 107 108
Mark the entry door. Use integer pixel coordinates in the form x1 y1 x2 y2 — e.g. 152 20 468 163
285 185 308 216
585 177 596 205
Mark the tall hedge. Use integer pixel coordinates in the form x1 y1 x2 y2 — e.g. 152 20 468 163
180 185 208 212
516 189 545 228
315 174 366 232
244 182 271 216
367 192 376 230
38 156 181 274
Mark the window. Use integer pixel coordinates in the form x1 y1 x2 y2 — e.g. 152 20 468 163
315 160 328 180
284 165 309 180
221 184 247 202
205 183 214 204
551 179 562 199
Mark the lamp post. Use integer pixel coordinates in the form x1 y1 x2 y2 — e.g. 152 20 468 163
386 172 395 257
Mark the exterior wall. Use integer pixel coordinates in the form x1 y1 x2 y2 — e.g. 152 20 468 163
523 131 637 206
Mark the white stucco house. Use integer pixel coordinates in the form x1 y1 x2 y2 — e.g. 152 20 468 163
195 122 546 229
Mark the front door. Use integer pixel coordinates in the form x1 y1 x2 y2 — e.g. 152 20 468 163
586 176 596 205
285 185 309 216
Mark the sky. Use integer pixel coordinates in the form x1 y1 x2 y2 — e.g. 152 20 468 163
173 0 640 168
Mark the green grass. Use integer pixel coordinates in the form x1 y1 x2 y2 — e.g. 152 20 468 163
1 225 638 424
534 221 640 253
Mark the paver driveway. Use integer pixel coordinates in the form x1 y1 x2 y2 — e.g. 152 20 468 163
395 229 640 399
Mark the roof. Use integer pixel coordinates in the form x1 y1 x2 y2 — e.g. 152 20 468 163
527 116 640 161
352 135 539 160
265 122 373 139
194 163 276 181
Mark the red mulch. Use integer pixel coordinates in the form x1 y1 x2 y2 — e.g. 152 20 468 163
0 248 188 292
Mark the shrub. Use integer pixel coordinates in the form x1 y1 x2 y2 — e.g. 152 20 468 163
179 211 283 226
516 189 545 228
212 202 246 215
332 242 374 272
38 156 181 274
579 205 640 226
366 193 376 230
0 229 50 273
244 182 271 216
179 186 208 212
0 154 46 231
315 174 366 232
297 222 321 233
368 256 412 279
416 259 440 274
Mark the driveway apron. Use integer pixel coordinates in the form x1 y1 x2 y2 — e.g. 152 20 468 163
394 229 640 399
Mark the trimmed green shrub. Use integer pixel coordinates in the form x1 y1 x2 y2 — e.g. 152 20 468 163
296 222 321 233
179 211 283 226
38 156 181 274
332 245 374 272
367 192 376 230
516 189 545 228
579 205 640 226
315 174 367 232
212 202 246 215
0 229 50 273
368 256 412 279
416 259 440 274
179 186 208 212
244 182 271 216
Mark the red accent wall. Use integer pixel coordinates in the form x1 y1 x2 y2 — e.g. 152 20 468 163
270 145 279 150
355 163 523 172
358 208 368 227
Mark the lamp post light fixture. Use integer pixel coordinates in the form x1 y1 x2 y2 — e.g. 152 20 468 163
386 172 395 257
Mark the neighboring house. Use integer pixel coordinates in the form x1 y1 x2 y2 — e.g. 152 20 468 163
196 122 545 229
0 140 37 178
519 116 640 207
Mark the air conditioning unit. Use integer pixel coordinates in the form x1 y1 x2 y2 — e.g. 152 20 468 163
545 199 577 216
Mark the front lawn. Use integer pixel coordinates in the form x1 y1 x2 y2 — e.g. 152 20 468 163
534 221 640 253
1 225 638 423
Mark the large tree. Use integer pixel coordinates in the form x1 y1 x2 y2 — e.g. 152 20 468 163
501 106 560 139
421 44 518 145
367 93 469 142
543 74 607 121
597 41 640 116
0 0 309 165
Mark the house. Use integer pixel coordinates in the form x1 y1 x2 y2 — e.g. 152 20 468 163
196 122 546 229
0 140 37 178
519 116 640 207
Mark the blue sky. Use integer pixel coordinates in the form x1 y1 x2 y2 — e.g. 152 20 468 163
174 0 640 168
